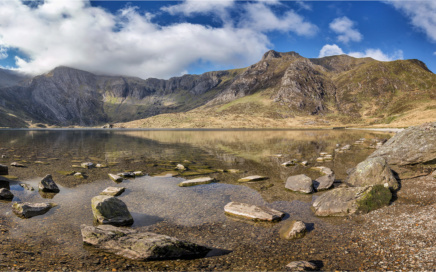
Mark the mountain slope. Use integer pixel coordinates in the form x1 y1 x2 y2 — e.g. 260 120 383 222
0 50 435 128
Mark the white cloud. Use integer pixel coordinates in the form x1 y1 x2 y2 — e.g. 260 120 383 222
319 44 403 62
162 0 234 17
296 0 312 11
318 44 344 58
386 0 436 42
0 0 318 79
0 46 7 60
329 16 363 44
238 2 318 36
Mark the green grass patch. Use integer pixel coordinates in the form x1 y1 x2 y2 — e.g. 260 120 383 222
357 185 392 214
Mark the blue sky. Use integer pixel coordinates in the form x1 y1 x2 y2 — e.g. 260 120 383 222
0 0 435 79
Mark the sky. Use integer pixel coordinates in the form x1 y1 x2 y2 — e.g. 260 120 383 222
0 0 435 79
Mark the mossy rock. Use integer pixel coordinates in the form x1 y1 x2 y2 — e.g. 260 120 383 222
357 185 392 213
1 175 18 180
57 170 76 176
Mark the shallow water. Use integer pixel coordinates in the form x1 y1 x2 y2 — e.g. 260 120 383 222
0 129 394 270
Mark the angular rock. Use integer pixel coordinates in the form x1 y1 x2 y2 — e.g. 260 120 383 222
285 174 313 194
286 261 317 271
91 195 133 226
81 224 211 260
0 164 8 175
178 177 216 187
312 185 392 216
280 220 307 240
39 174 60 193
100 187 126 197
312 167 335 191
369 122 436 165
237 175 268 182
346 157 399 191
0 188 14 200
81 162 94 169
109 173 123 183
224 202 284 222
12 202 56 218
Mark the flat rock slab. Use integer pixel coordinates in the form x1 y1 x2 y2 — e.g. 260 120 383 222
100 187 126 196
237 175 268 182
286 261 317 271
12 202 56 218
108 174 123 183
178 177 216 187
81 224 211 260
91 195 133 226
10 162 25 167
285 174 313 194
118 172 135 178
39 174 60 193
0 188 14 200
224 202 284 222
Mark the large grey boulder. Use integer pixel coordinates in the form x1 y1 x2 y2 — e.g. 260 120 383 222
91 195 133 226
312 167 335 191
39 174 60 193
0 164 8 175
369 122 436 165
12 202 56 218
346 157 399 191
224 202 284 222
0 188 13 200
312 185 392 216
285 174 313 194
81 224 211 260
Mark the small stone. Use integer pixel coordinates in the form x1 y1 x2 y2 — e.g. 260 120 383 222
100 187 126 197
133 171 144 176
341 144 351 150
320 152 328 156
74 172 85 179
10 162 25 168
316 157 324 162
117 172 135 178
0 188 14 200
281 161 294 167
286 261 317 271
175 164 186 170
224 202 284 222
285 174 313 194
280 220 307 240
237 175 268 182
226 169 241 173
12 202 56 218
81 162 94 169
108 174 123 183
96 164 108 168
39 174 60 193
300 161 308 166
178 177 216 187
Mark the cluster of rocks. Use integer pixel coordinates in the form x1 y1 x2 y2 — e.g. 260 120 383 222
285 167 335 194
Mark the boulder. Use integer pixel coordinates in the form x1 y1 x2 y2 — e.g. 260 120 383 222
80 224 211 260
280 220 307 240
346 157 399 191
39 174 60 193
109 173 123 183
285 174 313 194
312 167 335 191
100 187 126 197
368 122 436 165
286 261 317 271
0 188 14 200
12 202 56 218
224 202 284 222
0 164 8 175
91 195 133 226
178 177 216 187
237 175 268 182
312 185 392 216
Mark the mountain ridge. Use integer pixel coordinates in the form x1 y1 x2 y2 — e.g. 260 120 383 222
0 50 435 128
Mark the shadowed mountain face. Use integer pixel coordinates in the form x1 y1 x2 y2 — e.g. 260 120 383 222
0 51 435 127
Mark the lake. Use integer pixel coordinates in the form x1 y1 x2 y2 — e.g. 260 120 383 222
0 129 394 271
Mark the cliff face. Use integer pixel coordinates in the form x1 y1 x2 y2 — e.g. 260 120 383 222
0 50 435 127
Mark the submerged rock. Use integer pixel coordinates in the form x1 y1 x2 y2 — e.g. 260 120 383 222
0 188 14 200
237 175 268 182
12 202 56 218
178 177 217 187
286 261 317 271
39 174 60 193
312 185 392 216
80 224 211 260
20 183 34 191
346 157 399 191
91 195 133 226
280 220 307 240
109 174 123 183
369 122 436 165
0 164 8 175
100 187 126 197
224 202 284 222
285 174 313 194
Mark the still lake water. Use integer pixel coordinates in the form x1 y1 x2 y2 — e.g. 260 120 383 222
0 129 394 270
